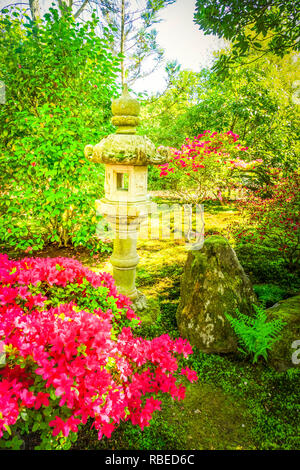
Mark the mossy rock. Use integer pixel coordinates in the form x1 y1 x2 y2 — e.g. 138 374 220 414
176 236 257 353
267 295 300 371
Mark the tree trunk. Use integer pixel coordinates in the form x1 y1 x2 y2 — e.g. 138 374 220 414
29 0 41 22
74 0 88 19
120 0 125 87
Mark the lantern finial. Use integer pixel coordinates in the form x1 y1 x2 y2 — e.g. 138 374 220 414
111 83 140 134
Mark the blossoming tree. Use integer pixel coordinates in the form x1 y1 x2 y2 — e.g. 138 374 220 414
159 130 262 204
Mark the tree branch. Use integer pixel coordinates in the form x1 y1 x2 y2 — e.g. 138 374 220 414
74 0 89 18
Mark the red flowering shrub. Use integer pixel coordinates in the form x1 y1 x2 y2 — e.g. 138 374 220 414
232 172 300 270
159 130 262 203
0 255 197 449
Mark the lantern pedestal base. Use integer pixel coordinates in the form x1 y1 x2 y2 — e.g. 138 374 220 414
112 266 138 300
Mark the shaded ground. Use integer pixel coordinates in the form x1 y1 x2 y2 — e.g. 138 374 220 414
2 243 111 267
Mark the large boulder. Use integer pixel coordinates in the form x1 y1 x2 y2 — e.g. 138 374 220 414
267 295 300 371
176 236 257 353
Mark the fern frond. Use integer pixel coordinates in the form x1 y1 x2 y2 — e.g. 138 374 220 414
226 306 286 364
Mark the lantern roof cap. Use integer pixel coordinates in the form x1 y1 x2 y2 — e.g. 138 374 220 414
84 84 171 165
111 84 140 134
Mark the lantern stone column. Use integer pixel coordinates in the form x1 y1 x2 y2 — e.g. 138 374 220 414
84 85 169 308
110 220 140 299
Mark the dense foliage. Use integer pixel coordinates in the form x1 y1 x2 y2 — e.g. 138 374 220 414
194 0 300 72
0 9 120 253
0 254 197 449
142 52 299 175
232 172 300 270
98 255 299 451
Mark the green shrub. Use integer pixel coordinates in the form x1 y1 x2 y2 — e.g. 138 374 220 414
235 243 300 290
233 174 300 272
253 284 286 308
225 305 286 363
0 8 120 254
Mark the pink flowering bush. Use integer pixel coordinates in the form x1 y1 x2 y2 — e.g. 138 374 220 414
159 131 262 204
0 255 197 449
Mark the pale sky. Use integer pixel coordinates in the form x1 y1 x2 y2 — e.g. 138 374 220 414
133 0 225 94
0 0 225 95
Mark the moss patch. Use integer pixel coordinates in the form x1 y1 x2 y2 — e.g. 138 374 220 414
137 297 161 326
267 295 300 371
146 382 254 450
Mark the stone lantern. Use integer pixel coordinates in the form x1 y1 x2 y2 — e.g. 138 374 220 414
84 85 168 308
